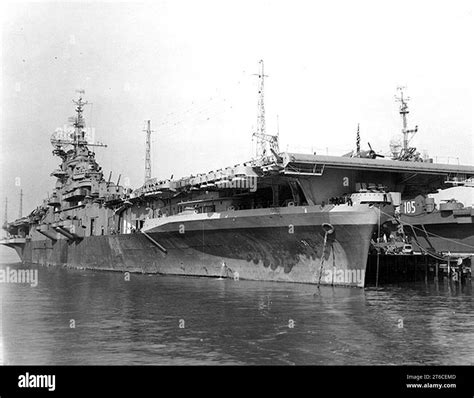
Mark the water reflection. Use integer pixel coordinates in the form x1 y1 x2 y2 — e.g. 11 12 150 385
0 262 472 365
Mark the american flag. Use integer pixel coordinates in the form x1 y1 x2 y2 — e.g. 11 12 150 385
356 123 360 155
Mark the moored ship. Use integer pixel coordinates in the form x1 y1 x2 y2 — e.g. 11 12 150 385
2 67 473 287
397 195 474 256
373 87 474 258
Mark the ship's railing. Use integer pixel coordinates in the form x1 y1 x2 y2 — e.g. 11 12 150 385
282 162 325 176
433 156 460 165
444 174 474 187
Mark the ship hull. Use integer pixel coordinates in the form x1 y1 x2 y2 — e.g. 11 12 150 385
404 222 474 255
5 205 381 287
402 210 474 255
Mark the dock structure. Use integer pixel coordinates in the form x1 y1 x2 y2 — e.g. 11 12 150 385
366 252 472 286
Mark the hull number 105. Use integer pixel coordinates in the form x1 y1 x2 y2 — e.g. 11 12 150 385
403 200 416 214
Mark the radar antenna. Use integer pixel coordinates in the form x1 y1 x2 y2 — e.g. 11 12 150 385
50 90 107 157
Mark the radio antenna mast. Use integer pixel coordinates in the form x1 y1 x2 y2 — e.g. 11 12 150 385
252 60 279 161
143 120 154 182
395 87 418 154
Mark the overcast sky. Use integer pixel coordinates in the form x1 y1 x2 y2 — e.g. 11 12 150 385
1 0 473 219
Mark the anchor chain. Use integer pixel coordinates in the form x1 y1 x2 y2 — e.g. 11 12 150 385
317 223 335 286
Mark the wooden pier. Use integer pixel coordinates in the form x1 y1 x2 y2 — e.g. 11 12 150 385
365 253 472 285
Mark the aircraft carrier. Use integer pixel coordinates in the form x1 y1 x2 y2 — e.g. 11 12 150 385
2 65 473 287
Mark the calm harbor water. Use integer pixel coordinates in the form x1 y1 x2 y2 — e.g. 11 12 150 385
0 259 473 366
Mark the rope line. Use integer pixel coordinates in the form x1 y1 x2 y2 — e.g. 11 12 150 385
378 208 474 250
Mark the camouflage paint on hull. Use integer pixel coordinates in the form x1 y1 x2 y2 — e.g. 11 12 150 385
7 205 380 287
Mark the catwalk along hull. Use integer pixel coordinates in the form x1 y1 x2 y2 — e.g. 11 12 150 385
6 205 381 287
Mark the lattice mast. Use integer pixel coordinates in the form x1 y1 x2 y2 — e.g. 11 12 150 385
143 120 153 182
51 90 107 159
395 87 418 153
252 60 279 159
72 92 88 147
